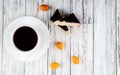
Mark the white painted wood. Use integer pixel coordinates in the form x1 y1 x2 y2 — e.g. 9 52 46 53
48 1 71 75
0 0 3 74
55 1 71 75
117 0 120 74
71 0 93 75
58 1 71 75
94 0 117 75
3 0 26 75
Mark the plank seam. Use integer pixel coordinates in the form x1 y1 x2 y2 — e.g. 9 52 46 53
116 0 118 74
70 0 73 75
93 0 95 75
1 0 4 74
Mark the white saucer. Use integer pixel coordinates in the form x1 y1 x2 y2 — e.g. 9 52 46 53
3 16 50 61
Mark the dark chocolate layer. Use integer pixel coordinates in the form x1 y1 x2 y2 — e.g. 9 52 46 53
58 25 68 31
50 9 62 22
59 13 80 23
50 9 69 31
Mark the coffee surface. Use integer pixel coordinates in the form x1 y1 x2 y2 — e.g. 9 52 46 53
13 26 38 51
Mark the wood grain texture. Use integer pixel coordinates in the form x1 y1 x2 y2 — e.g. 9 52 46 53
3 0 26 75
71 0 93 75
48 1 71 75
94 0 117 75
117 0 120 74
0 0 3 74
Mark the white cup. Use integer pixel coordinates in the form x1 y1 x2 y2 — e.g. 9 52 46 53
4 16 49 61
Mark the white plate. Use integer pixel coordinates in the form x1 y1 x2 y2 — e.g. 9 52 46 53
3 16 50 61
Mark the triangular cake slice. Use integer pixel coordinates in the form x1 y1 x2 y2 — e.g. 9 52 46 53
50 9 69 32
50 9 62 22
54 13 80 26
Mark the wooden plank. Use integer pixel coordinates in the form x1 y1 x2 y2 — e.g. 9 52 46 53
3 0 26 75
94 0 117 75
24 0 48 75
117 0 120 74
0 0 3 74
71 0 93 75
48 0 71 75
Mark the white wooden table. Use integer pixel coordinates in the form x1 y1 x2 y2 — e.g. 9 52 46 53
0 0 120 75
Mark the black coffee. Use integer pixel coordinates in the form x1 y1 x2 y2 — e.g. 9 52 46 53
13 26 38 51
